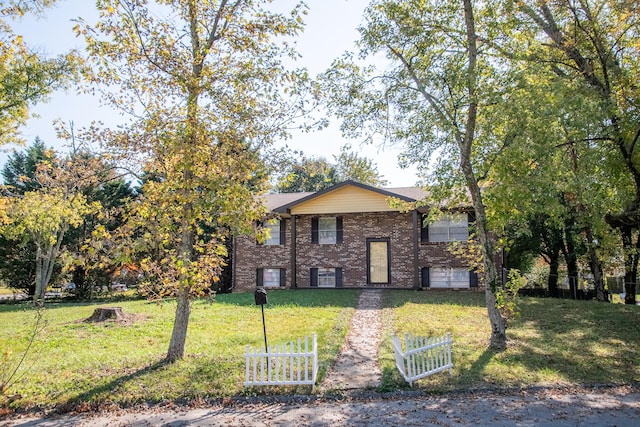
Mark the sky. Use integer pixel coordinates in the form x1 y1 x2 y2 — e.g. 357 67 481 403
6 0 420 187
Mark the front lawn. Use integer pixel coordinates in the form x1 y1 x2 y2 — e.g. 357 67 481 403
1 289 637 414
0 290 358 412
379 291 639 391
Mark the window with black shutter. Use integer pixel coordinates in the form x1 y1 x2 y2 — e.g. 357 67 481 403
310 267 341 287
257 268 284 287
312 216 341 244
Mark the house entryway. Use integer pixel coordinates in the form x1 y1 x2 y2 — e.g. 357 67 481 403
367 238 390 285
320 289 383 391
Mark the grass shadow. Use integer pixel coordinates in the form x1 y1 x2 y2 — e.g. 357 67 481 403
58 359 168 412
455 348 497 389
500 297 640 384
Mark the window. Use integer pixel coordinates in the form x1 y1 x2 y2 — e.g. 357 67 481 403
256 268 286 287
430 267 470 288
258 218 285 246
264 219 281 245
310 268 343 287
423 213 469 242
319 217 336 244
318 268 336 287
312 217 343 244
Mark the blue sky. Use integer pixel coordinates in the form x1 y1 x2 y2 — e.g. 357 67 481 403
6 0 419 187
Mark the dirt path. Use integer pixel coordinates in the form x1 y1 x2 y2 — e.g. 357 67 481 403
319 289 383 391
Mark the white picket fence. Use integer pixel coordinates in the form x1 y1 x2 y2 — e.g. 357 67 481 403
244 333 318 387
392 332 453 386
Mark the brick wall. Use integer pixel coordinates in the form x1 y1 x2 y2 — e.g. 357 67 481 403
233 211 479 292
294 212 414 288
233 219 291 292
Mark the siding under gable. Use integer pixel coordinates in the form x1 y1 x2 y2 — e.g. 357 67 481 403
290 185 399 215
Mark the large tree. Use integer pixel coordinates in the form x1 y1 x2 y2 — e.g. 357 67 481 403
0 1 78 145
79 0 311 362
0 139 55 294
0 144 99 305
325 0 508 349
504 0 640 304
275 145 387 193
484 65 619 301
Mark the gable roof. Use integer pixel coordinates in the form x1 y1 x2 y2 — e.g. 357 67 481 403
263 180 428 214
258 191 314 211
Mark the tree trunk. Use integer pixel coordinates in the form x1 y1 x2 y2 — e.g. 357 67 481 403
166 287 191 363
620 225 639 305
547 246 560 298
461 0 507 351
33 244 45 305
562 215 579 299
585 227 606 302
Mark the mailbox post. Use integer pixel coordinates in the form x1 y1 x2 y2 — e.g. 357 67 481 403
254 287 268 352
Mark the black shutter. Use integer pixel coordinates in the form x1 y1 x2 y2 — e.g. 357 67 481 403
256 268 264 287
421 267 430 288
310 268 318 287
336 268 343 287
470 270 478 288
280 268 287 287
311 218 319 244
336 217 343 243
279 219 286 245
421 216 429 243
468 211 476 236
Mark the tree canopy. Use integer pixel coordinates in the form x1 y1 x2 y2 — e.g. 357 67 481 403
0 0 79 145
275 145 387 193
78 0 313 361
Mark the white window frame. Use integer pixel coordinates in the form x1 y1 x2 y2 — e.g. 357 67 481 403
264 219 281 246
317 268 336 288
429 214 469 242
318 217 337 244
263 268 281 288
430 267 470 288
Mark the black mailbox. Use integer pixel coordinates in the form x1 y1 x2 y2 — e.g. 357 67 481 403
254 287 268 305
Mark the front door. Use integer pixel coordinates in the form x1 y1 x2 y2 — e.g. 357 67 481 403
367 238 390 284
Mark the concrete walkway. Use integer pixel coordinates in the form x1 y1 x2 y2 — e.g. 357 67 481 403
5 386 639 426
319 289 383 391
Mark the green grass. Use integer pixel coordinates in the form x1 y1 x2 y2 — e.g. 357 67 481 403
1 289 638 413
379 291 640 392
0 290 358 412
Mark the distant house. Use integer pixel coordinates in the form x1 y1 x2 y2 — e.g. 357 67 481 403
232 180 485 292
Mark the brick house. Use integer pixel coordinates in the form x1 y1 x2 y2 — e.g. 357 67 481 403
232 180 484 292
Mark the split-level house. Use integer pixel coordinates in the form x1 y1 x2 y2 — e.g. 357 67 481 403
232 180 486 292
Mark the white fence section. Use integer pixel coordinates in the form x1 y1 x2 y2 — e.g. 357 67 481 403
392 332 453 386
244 333 318 387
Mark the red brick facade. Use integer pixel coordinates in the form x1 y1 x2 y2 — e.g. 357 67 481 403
233 193 485 292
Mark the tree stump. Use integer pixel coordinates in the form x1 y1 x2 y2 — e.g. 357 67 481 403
86 307 126 322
